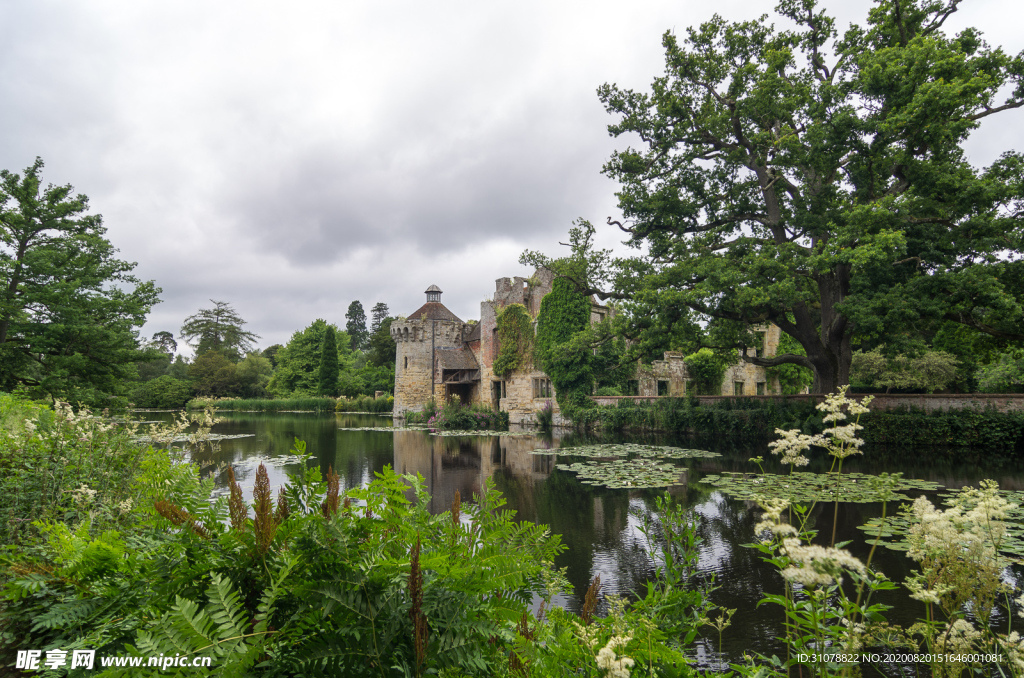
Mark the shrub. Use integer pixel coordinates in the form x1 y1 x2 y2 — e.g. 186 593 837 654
335 394 394 413
130 375 194 409
683 348 731 395
415 396 509 431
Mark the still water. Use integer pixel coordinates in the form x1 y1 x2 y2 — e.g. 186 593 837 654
154 410 1024 669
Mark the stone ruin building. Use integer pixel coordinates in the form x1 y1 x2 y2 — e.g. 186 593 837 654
391 271 782 426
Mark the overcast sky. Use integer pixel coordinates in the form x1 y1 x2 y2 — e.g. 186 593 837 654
2 0 1021 354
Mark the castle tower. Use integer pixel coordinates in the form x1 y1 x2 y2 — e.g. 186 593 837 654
391 285 474 416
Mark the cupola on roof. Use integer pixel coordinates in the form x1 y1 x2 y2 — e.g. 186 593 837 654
408 284 462 323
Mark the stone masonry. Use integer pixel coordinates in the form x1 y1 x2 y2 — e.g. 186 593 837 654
393 274 785 425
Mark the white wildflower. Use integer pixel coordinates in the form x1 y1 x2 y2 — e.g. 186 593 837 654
70 484 97 507
779 538 865 587
754 497 798 539
595 636 634 678
767 429 817 466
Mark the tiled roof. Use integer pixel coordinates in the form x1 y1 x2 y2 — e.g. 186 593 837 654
464 323 481 342
435 347 479 370
407 302 462 323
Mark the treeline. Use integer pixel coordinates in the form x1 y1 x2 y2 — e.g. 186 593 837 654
130 301 396 408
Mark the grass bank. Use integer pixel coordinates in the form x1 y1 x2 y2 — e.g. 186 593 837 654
185 397 337 412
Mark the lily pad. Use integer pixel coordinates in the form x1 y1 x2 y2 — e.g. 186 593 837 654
429 430 534 437
556 458 689 489
134 433 257 443
337 426 428 432
700 471 941 504
531 443 720 460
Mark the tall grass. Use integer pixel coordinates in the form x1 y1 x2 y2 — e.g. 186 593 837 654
185 397 337 412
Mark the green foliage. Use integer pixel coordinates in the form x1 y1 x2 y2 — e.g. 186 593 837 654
0 394 162 546
370 302 390 335
492 303 534 378
179 300 259 362
0 158 162 405
573 395 1024 448
2 431 593 677
234 351 273 398
414 397 509 431
534 2 1024 393
682 348 732 395
765 331 814 395
365 316 396 368
535 278 594 416
186 397 336 412
850 348 960 393
188 350 239 397
345 300 368 351
976 349 1024 393
335 394 394 413
318 325 341 396
268 319 351 397
130 375 194 409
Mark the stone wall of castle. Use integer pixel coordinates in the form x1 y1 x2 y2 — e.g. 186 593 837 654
390 317 465 416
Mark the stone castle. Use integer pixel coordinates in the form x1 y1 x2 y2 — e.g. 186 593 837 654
391 270 781 425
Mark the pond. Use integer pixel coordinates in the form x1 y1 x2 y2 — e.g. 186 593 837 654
151 410 1024 671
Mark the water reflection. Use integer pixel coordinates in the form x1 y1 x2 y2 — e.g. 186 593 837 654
154 411 1024 668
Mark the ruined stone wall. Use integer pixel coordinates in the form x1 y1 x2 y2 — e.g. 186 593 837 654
638 325 783 397
475 271 568 426
391 318 464 415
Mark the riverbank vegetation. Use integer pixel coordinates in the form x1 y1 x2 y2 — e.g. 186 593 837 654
405 397 510 431
575 396 1024 450
4 391 1024 676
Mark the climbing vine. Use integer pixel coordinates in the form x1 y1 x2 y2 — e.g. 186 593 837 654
493 304 534 378
535 277 594 415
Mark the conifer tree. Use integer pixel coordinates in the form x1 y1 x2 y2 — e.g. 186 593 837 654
317 325 340 397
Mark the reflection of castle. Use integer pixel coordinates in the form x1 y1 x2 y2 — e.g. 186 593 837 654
393 431 555 514
391 272 783 426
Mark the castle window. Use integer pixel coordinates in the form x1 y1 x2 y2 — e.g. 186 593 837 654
657 380 669 396
734 381 745 396
533 378 551 399
756 381 766 396
404 357 409 369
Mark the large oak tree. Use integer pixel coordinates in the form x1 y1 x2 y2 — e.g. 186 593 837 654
545 0 1024 392
0 158 161 403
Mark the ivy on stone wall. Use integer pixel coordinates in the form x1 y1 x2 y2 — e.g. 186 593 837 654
536 277 594 414
493 304 534 378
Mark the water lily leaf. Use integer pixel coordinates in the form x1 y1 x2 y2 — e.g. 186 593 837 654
700 471 941 504
557 458 689 489
532 443 720 460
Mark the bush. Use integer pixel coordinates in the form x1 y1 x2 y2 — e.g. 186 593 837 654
683 348 732 395
976 349 1024 393
130 375 194 409
335 394 394 413
409 396 509 430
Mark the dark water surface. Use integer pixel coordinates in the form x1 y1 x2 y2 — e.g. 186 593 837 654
152 410 1024 670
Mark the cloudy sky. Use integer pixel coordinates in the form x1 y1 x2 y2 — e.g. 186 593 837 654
1 0 1020 354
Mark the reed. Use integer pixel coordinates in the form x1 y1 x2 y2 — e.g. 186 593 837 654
185 397 337 412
